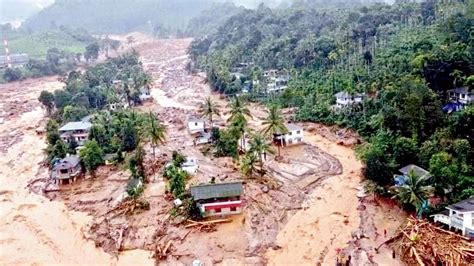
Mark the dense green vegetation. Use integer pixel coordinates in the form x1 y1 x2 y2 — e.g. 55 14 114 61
190 0 474 211
40 53 158 163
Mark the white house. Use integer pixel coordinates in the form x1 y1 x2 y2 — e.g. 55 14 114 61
334 91 364 108
59 121 92 146
432 197 474 238
187 117 206 134
274 124 304 146
447 87 474 105
181 158 198 175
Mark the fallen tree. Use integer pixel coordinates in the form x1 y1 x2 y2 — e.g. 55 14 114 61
377 217 474 265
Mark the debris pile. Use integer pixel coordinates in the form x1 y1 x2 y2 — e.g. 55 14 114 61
379 218 474 265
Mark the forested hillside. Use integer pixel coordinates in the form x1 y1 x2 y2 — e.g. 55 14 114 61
23 0 215 34
189 0 474 209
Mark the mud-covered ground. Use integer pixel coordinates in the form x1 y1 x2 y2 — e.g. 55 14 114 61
0 34 406 265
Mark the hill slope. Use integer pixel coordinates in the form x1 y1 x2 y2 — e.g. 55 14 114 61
22 0 221 34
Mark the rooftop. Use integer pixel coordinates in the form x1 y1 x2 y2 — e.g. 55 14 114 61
399 164 431 178
53 155 81 170
448 87 472 94
59 121 92 132
188 117 205 123
447 197 474 212
286 123 303 132
190 182 243 201
334 91 365 98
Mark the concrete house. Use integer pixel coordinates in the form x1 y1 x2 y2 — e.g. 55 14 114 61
59 121 92 146
190 182 243 217
447 87 473 105
187 117 206 134
394 164 431 187
432 197 474 238
266 77 288 94
52 155 82 184
334 91 364 108
273 124 304 146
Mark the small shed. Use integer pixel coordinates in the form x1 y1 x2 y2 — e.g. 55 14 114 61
190 182 243 217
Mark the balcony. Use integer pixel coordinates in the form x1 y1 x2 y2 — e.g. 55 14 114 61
450 215 464 229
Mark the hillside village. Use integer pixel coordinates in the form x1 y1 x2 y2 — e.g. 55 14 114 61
0 1 473 265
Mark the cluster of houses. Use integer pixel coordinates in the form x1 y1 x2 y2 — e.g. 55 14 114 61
393 164 474 239
230 66 290 96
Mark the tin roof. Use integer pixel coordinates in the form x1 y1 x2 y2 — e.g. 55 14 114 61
59 121 92 132
191 182 243 201
399 164 431 178
447 197 474 212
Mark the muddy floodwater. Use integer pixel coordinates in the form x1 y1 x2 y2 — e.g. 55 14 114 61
0 36 405 265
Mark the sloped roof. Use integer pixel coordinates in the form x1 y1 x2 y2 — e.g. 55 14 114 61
188 117 205 123
448 87 472 94
399 164 431 178
191 182 243 201
447 197 474 212
286 123 302 132
59 121 92 132
53 155 81 170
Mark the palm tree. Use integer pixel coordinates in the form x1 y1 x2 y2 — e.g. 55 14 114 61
230 113 250 152
199 97 220 126
261 105 287 156
248 133 274 172
240 152 259 178
227 96 251 122
393 170 434 216
146 112 166 158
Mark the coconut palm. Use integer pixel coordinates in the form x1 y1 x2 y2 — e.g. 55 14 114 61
393 170 434 216
199 97 220 126
261 105 287 156
146 112 166 158
227 96 252 122
240 152 259 178
248 132 274 172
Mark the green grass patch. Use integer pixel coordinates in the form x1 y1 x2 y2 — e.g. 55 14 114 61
2 31 87 59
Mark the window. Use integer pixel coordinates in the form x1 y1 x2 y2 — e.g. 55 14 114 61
289 132 292 136
461 94 466 99
296 130 301 134
195 122 198 126
230 207 237 212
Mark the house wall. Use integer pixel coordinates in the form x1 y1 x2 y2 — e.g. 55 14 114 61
448 209 474 236
188 121 205 133
200 200 242 217
283 129 304 146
